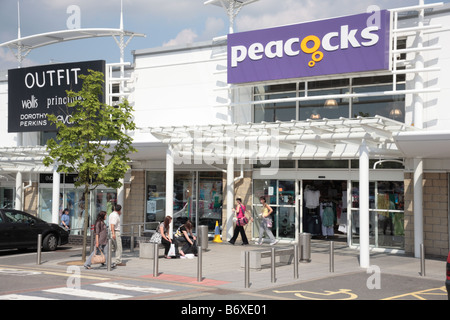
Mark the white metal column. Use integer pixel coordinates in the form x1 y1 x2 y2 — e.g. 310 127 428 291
413 0 425 259
15 171 22 211
52 165 60 224
226 157 235 241
413 158 424 258
359 140 370 268
166 146 174 237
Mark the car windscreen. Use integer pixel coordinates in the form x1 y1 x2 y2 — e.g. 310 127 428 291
3 211 37 224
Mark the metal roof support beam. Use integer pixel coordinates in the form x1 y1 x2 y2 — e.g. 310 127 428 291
166 146 174 236
51 164 60 225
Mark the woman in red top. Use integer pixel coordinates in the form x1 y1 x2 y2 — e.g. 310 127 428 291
228 198 252 245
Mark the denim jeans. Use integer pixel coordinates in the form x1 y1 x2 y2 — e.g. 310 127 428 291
84 243 109 267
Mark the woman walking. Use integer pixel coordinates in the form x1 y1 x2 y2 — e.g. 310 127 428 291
229 198 251 245
257 196 278 245
84 211 112 269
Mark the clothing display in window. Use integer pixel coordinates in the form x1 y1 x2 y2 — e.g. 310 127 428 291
303 185 321 235
320 202 335 237
304 185 320 209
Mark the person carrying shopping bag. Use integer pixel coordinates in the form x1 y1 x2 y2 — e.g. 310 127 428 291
256 196 278 245
84 211 113 269
229 198 252 245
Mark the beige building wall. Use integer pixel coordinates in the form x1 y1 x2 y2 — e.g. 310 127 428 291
23 182 38 216
123 170 145 234
404 172 449 257
222 170 253 242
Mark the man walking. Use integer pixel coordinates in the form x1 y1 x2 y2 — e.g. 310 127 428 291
109 204 126 266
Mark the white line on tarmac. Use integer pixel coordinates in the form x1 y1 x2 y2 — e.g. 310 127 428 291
0 294 56 300
93 282 174 294
43 287 132 300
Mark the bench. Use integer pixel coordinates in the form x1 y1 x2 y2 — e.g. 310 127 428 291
139 242 165 259
139 222 163 259
240 246 298 270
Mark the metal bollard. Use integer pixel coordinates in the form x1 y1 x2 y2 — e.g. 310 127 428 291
153 243 159 277
197 246 202 282
244 251 250 288
300 233 311 263
107 238 112 271
329 241 334 273
420 243 426 277
271 247 276 283
293 244 299 279
90 229 94 254
130 226 134 253
36 234 42 265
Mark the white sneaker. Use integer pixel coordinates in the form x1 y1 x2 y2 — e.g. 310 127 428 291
270 240 279 245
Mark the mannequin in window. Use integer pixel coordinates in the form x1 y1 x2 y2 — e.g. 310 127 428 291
304 185 321 235
304 185 320 211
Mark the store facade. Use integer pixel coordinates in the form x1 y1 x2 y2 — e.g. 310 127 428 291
133 3 450 264
0 2 449 263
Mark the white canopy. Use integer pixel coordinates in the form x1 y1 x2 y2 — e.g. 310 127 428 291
0 28 145 51
149 116 415 161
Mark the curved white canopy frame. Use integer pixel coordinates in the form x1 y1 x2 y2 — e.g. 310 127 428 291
0 28 145 68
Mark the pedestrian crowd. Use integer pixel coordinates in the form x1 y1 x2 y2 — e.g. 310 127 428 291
83 196 278 269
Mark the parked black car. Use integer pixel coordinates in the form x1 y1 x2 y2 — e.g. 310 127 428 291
0 209 69 251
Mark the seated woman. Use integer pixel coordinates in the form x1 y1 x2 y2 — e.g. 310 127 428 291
158 216 178 259
174 220 198 258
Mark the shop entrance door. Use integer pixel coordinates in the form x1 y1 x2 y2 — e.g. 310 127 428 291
299 180 347 241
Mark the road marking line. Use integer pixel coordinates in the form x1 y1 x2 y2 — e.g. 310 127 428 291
0 294 56 300
273 288 358 300
0 268 42 276
0 265 109 281
93 282 174 294
382 286 447 300
43 287 132 300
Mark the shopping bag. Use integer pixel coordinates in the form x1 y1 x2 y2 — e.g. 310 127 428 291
168 243 176 257
91 248 106 264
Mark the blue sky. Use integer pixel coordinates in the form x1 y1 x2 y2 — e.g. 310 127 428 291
0 0 448 71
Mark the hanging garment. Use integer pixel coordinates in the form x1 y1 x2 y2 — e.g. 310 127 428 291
320 203 335 236
305 189 320 209
322 206 335 228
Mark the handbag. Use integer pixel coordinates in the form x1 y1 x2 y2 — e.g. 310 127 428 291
265 217 273 228
149 232 162 244
91 248 106 264
236 216 249 227
236 204 249 227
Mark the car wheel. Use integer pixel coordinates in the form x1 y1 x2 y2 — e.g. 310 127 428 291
42 233 58 251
